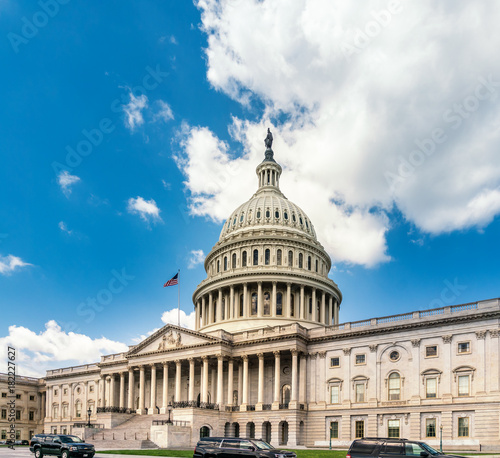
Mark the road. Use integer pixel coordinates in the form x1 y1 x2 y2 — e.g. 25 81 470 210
0 449 144 458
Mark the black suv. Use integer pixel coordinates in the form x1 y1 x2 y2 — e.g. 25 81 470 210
30 434 95 458
347 438 466 458
194 437 296 458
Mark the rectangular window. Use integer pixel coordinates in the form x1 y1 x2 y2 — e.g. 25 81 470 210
355 383 365 402
388 419 400 438
16 430 21 440
355 420 364 438
16 394 21 399
355 354 366 365
425 345 438 357
89 385 94 393
330 357 340 367
426 419 436 437
1 393 6 398
330 386 340 404
54 390 58 396
458 375 470 396
63 388 68 395
458 417 469 437
1 430 5 440
29 411 35 421
458 342 470 354
330 421 339 439
15 411 21 420
426 378 437 398
30 395 35 401
1 409 6 419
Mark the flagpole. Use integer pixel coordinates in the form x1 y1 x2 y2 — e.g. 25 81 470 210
177 269 180 327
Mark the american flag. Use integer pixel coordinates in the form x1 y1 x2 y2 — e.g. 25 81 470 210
163 272 179 287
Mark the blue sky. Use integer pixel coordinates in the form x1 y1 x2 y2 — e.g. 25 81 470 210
1 1 499 376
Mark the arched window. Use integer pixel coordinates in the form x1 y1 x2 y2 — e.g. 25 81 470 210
276 292 283 316
253 249 259 266
247 422 255 439
277 249 282 266
288 250 293 267
317 300 321 320
266 209 270 218
265 249 270 265
316 260 318 272
388 373 401 400
242 251 247 267
275 209 279 219
239 294 244 317
298 253 303 268
200 426 210 438
224 257 228 271
251 293 258 315
309 297 312 315
307 256 311 270
263 291 271 315
290 294 295 316
281 384 291 404
75 400 82 418
232 253 237 269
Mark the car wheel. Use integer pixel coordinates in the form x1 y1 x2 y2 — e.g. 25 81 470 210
62 450 69 458
35 449 43 458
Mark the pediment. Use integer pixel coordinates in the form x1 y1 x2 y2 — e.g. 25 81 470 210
127 324 219 357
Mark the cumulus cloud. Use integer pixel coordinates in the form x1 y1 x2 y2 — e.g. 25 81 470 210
154 100 174 123
161 308 196 330
57 170 80 197
188 249 205 269
58 221 72 235
175 0 500 266
0 254 32 275
0 320 129 377
123 92 148 131
127 196 162 224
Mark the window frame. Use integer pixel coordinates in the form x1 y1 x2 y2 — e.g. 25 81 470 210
425 345 438 358
387 372 401 401
355 354 366 365
458 417 470 437
457 341 471 355
330 421 339 439
354 420 364 439
387 419 400 438
330 357 340 368
426 418 437 438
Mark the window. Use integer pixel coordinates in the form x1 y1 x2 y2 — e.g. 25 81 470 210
284 211 288 220
29 411 34 421
330 386 340 404
330 357 340 368
315 259 318 272
355 383 365 402
16 411 21 420
253 249 259 266
257 209 261 219
426 345 438 357
276 292 283 316
266 209 270 218
54 389 58 396
458 342 470 354
355 354 366 365
16 430 20 440
281 384 291 404
242 251 247 267
1 409 6 419
382 443 403 455
388 373 401 400
251 293 257 315
224 256 228 271
265 249 270 265
277 249 282 266
16 394 21 399
288 251 293 267
458 375 470 396
1 393 6 398
389 351 400 361
53 406 58 418
298 253 303 268
458 417 469 437
232 253 236 269
239 294 244 317
426 419 436 437
388 419 400 438
330 421 339 439
426 378 437 398
217 260 220 272
290 294 295 316
355 421 364 438
292 213 296 222
263 291 271 315
63 388 68 395
75 400 82 418
275 210 279 219
62 404 68 418
307 256 311 270
89 385 94 393
1 430 6 440
30 395 35 401
309 297 312 314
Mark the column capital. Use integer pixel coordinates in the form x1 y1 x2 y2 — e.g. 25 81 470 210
138 364 145 369
273 350 280 357
202 355 210 362
162 361 169 367
149 363 157 369
174 359 181 365
291 349 299 356
309 352 317 359
318 351 326 358
272 281 277 286
241 355 249 361
188 357 195 362
257 353 264 359
217 354 225 362
258 281 262 285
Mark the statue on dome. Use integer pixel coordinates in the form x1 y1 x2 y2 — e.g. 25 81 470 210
264 128 273 150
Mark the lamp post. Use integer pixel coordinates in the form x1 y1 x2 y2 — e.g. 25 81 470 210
329 425 333 450
167 402 173 424
440 424 443 453
87 408 92 428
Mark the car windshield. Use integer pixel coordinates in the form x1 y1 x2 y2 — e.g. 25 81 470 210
421 443 440 455
60 436 83 443
252 440 273 450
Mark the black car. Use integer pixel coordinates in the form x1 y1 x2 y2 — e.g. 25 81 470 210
194 437 296 458
30 434 95 458
347 438 466 458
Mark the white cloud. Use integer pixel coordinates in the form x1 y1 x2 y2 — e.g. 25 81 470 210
177 0 500 266
127 196 162 224
161 308 196 330
188 249 205 269
123 92 148 131
57 170 80 197
0 254 32 275
131 327 160 344
58 221 72 235
0 320 129 377
154 100 174 123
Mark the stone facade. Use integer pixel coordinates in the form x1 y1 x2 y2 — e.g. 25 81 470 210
1 142 499 449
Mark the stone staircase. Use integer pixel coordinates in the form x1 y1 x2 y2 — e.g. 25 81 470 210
86 414 171 450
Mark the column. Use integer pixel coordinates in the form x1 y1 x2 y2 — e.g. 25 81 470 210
317 352 327 405
195 301 199 330
273 351 280 409
201 296 206 326
149 364 156 414
100 376 106 408
310 353 317 404
238 360 243 406
69 382 74 419
257 282 263 317
257 353 264 407
321 291 326 324
242 355 249 406
217 289 222 322
328 296 333 325
286 283 291 318
211 367 216 403
161 362 169 413
272 282 277 317
227 358 234 405
217 355 224 407
291 350 299 407
138 365 145 414
299 353 307 404
127 368 134 410
208 292 213 325
45 387 51 419
243 283 248 318
334 299 339 325
230 286 234 320
202 357 209 403
188 358 195 403
300 286 305 319
312 288 317 322
175 360 182 402
119 372 125 409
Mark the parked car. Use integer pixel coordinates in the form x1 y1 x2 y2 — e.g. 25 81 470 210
193 437 296 458
347 437 466 458
29 434 95 458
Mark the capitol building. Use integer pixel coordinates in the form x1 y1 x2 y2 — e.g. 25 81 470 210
1 137 500 450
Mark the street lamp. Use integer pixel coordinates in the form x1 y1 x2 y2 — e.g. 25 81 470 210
329 425 333 450
167 402 173 425
87 408 92 428
440 424 443 453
